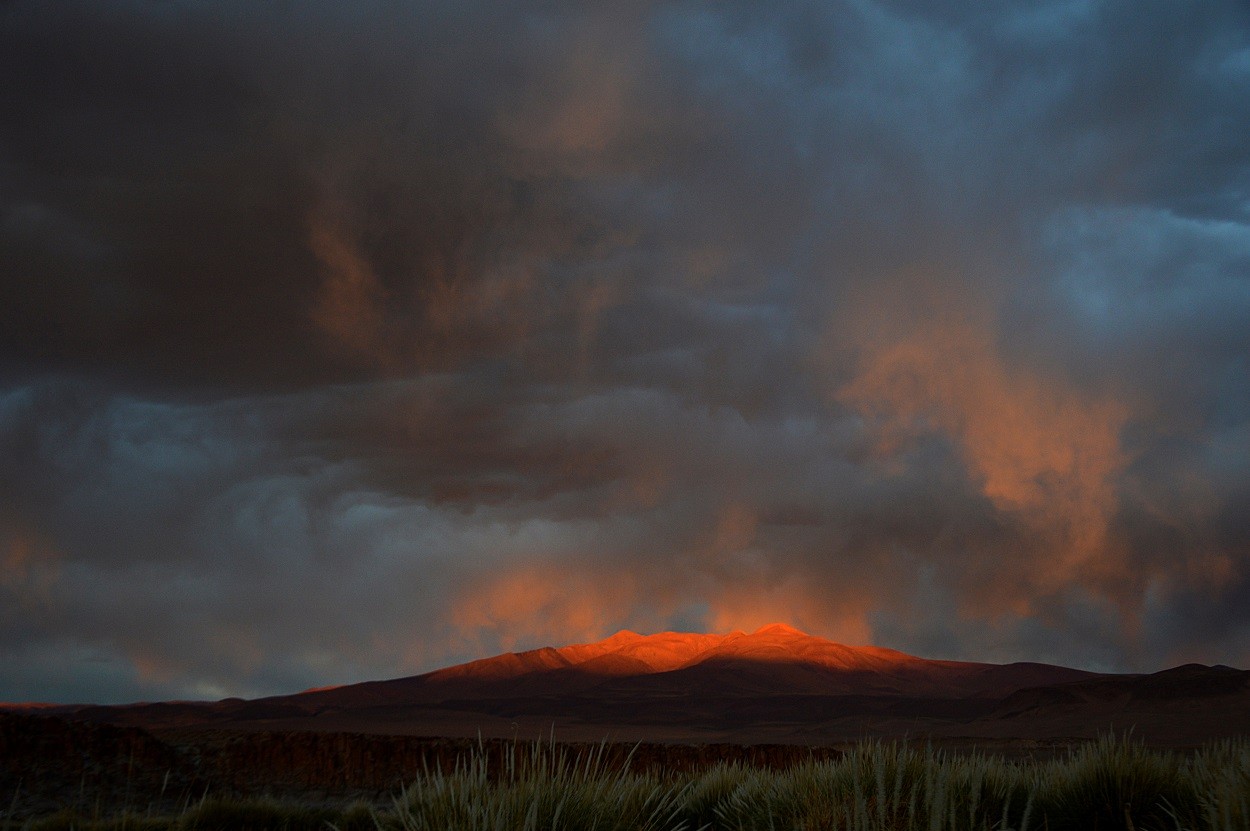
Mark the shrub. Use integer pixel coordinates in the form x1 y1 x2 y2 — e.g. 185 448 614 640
1029 734 1201 831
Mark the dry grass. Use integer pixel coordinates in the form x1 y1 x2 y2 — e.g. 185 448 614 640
5 735 1248 831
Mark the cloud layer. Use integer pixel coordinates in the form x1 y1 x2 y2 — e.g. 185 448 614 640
2 0 1249 702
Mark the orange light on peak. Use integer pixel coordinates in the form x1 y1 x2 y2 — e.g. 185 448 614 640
752 622 807 636
707 581 874 647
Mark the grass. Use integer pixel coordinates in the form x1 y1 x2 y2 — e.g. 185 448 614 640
4 735 1249 831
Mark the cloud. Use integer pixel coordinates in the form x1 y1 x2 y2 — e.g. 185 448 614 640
1 0 1248 702
452 566 645 654
0 520 61 621
839 319 1131 607
308 209 390 362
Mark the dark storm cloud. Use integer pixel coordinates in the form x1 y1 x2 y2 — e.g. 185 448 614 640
1 0 1249 702
0 0 650 392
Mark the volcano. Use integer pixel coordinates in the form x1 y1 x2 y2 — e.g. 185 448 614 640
20 625 1250 745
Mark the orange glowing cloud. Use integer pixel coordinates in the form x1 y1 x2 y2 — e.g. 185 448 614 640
128 649 184 686
451 564 644 653
308 211 388 360
495 12 639 159
448 556 881 659
839 321 1130 606
707 578 875 647
692 502 867 639
1 526 60 611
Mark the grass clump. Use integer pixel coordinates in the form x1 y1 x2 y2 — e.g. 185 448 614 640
704 742 1032 831
1029 734 1201 831
1187 740 1250 831
670 762 760 831
388 740 681 831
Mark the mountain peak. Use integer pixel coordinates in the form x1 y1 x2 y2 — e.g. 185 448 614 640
752 623 807 637
602 629 643 643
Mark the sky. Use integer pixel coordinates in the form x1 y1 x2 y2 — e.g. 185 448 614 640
2 0 1249 704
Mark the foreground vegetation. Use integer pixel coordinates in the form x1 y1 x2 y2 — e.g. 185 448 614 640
7 735 1249 831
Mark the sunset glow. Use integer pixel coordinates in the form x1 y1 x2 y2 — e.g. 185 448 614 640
1 0 1248 705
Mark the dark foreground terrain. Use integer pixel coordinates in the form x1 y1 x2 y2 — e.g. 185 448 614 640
1 717 1247 831
0 711 847 819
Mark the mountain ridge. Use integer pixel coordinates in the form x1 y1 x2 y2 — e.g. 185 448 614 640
5 625 1246 746
280 624 1099 712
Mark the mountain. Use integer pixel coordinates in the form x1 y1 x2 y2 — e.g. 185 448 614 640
261 624 1093 712
977 662 1250 744
12 625 1246 745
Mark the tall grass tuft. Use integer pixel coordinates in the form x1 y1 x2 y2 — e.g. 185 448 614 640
388 739 684 831
707 741 1032 831
671 762 760 831
1186 740 1250 831
1028 734 1201 831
